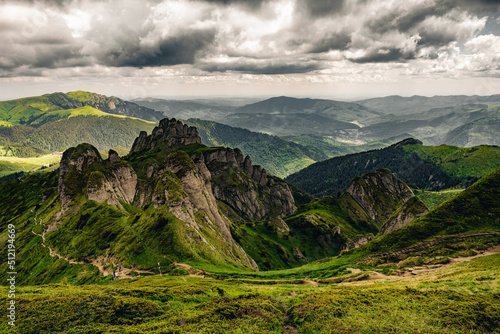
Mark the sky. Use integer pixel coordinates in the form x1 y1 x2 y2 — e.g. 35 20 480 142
0 0 499 101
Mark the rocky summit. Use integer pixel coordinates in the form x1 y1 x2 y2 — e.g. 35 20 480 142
55 118 296 271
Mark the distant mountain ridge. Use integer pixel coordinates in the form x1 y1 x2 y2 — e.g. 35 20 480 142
0 91 156 153
356 94 500 115
134 94 500 148
286 138 500 197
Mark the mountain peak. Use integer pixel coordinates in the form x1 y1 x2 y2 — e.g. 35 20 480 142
392 138 423 147
131 118 202 153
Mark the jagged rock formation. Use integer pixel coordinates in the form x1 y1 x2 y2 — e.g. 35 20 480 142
59 144 137 211
58 144 102 211
131 118 201 153
346 168 415 225
56 118 299 271
379 196 429 235
345 168 429 238
200 148 295 221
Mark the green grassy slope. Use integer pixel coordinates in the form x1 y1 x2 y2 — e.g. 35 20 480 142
415 188 464 210
2 252 499 333
363 167 500 254
0 154 60 177
231 195 378 271
286 138 500 197
0 92 157 158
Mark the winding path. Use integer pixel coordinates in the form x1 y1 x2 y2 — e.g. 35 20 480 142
30 209 155 279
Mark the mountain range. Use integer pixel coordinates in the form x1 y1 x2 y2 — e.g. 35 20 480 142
286 138 500 198
1 103 499 333
134 94 500 148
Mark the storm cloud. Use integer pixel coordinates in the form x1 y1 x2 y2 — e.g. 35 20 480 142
98 29 217 67
0 0 498 80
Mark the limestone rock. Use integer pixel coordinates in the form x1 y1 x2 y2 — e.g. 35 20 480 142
344 234 375 251
87 165 137 210
346 168 415 226
58 143 102 210
131 118 201 153
108 149 121 163
379 197 429 235
201 148 295 221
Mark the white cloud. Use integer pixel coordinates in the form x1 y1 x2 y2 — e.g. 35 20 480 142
0 0 498 98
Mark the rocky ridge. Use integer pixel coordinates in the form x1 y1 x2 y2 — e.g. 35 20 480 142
345 168 429 235
56 118 298 270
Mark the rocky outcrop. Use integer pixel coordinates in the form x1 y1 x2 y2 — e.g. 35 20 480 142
201 148 295 221
56 118 300 270
108 149 121 163
131 118 201 153
87 150 137 210
59 146 137 211
379 197 429 235
58 143 102 211
346 168 415 226
345 168 429 239
343 234 375 251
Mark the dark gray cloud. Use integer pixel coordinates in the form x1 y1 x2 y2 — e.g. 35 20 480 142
307 31 351 53
199 61 321 74
97 28 216 67
365 4 448 36
296 0 346 17
443 0 500 14
417 28 457 47
32 45 89 68
0 0 498 79
198 0 267 10
349 48 415 64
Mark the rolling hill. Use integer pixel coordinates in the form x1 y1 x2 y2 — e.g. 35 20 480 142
356 94 500 115
0 92 157 154
286 138 500 197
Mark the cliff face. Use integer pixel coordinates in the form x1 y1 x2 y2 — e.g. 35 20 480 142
56 118 298 271
379 196 429 235
345 168 429 238
131 118 201 153
346 168 416 226
201 148 295 221
58 143 102 211
58 143 138 212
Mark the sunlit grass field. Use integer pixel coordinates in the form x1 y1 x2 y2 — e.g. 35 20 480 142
0 154 60 177
1 252 498 333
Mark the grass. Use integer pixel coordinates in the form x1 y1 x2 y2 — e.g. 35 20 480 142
415 188 464 210
1 252 499 333
404 144 500 180
0 154 61 177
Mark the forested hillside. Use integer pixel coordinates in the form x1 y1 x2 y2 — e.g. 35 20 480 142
0 92 156 153
286 138 500 197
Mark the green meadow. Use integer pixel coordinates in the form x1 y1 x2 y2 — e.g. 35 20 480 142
1 252 499 333
0 154 61 177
